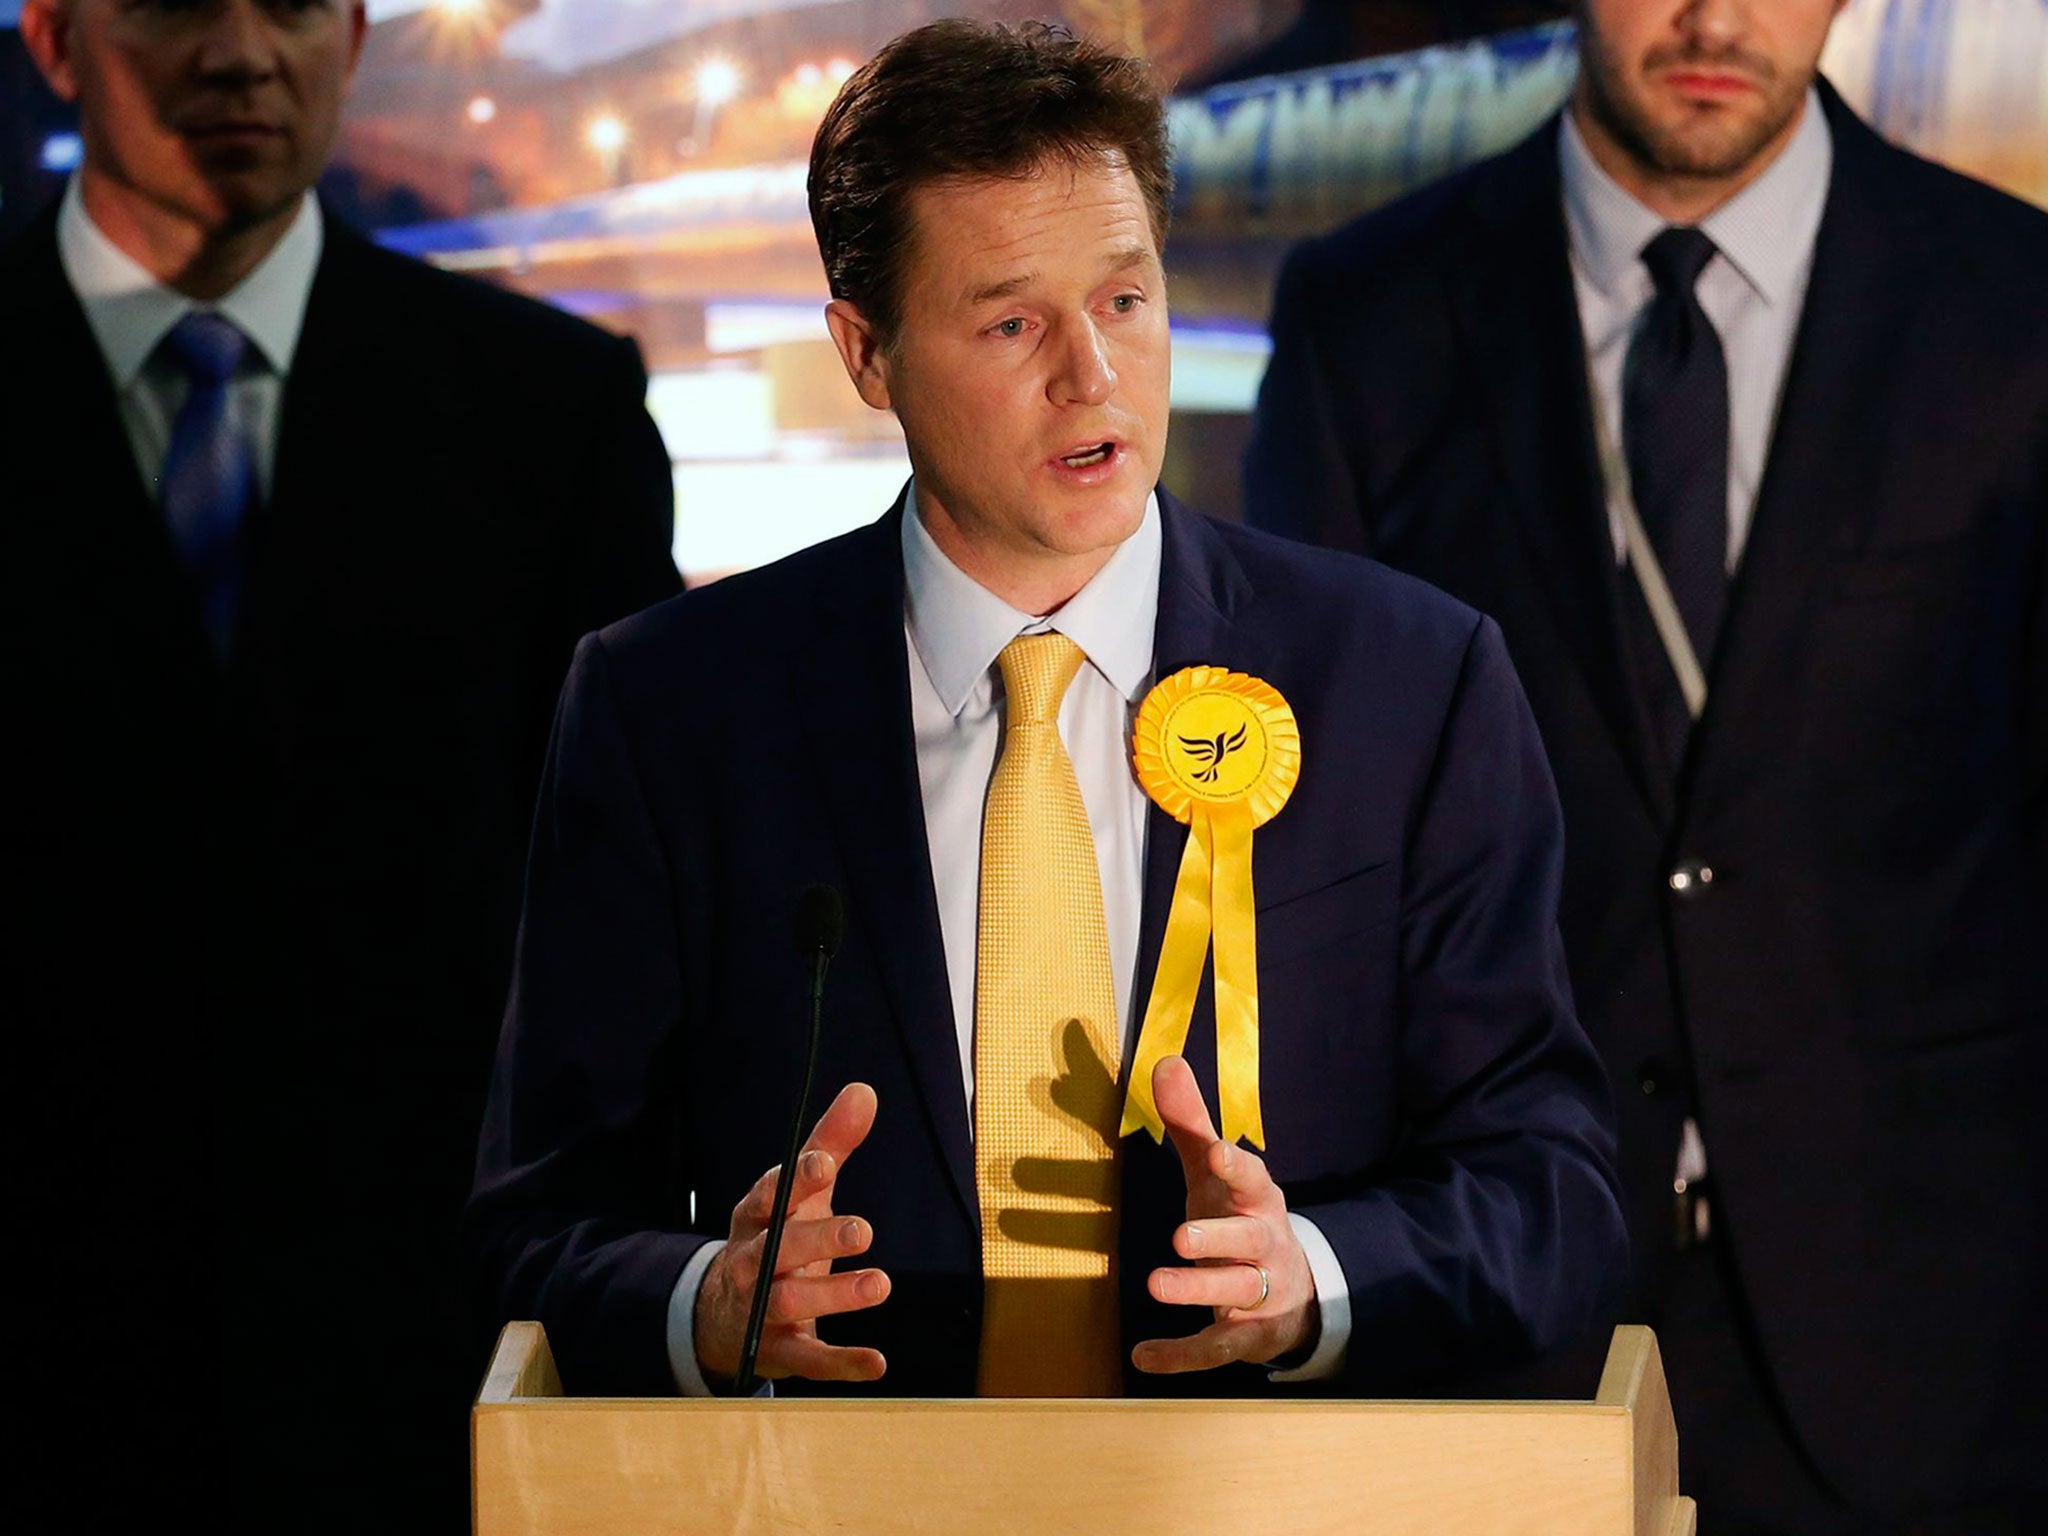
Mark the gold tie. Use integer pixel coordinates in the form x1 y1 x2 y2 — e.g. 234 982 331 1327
975 633 1124 1397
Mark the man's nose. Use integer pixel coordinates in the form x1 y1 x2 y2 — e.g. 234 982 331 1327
194 0 284 81
1048 319 1116 407
1679 0 1751 51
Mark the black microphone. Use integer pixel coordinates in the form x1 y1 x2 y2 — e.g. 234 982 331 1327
793 882 845 962
733 884 843 1396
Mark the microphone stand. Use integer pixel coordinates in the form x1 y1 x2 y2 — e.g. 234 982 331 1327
733 913 834 1396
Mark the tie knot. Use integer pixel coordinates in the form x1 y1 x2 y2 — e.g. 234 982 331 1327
162 310 250 387
1641 226 1718 296
997 632 1086 726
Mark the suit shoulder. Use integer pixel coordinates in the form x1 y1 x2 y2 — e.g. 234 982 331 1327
1195 517 1515 769
1835 131 2048 361
1889 144 2048 287
1211 518 1485 658
323 222 642 373
1816 94 2047 272
592 519 887 677
0 211 63 318
1280 146 1509 304
1872 128 2048 234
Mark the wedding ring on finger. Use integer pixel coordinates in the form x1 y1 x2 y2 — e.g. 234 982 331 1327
1244 1263 1271 1311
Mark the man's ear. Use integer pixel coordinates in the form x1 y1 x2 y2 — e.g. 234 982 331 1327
19 0 81 104
825 299 893 412
345 1 369 83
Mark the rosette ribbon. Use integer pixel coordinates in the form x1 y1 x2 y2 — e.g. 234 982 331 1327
1122 667 1300 1150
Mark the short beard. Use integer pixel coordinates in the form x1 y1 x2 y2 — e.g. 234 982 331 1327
1580 28 1807 183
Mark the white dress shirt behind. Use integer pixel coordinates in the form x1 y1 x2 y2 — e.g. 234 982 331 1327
666 486 1352 1392
56 175 323 505
1560 89 1832 571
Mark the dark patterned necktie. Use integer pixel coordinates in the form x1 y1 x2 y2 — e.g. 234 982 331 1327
159 311 256 658
1624 227 1729 686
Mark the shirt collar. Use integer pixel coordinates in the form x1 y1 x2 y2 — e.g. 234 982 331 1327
57 175 325 390
901 480 1161 717
1699 90 1831 306
1559 87 1831 308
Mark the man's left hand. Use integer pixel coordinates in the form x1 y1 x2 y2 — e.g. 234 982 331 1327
1131 1055 1317 1373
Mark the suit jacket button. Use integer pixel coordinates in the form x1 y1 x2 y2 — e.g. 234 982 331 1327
1668 860 1714 899
1637 1057 1671 1096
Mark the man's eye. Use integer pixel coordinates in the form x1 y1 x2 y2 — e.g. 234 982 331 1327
1111 293 1142 312
992 318 1027 338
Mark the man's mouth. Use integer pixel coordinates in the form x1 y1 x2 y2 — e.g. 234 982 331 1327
1644 43 1775 101
1059 442 1117 469
183 122 287 142
1662 70 1758 99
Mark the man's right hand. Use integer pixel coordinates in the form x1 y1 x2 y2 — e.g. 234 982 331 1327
693 1081 891 1384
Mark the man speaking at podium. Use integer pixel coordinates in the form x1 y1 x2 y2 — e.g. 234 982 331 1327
471 19 1627 1400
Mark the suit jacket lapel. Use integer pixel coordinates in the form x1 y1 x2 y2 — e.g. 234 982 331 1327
267 208 376 513
1451 124 1669 826
256 211 361 619
1692 86 1913 782
1130 494 1251 1106
1117 496 1248 1381
792 504 977 1227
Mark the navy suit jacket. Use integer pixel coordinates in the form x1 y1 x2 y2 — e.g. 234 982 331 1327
470 491 1626 1397
1245 85 2048 1510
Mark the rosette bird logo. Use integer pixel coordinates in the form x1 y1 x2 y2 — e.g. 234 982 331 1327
1177 723 1249 783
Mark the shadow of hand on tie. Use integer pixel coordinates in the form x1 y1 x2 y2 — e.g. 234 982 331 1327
979 1021 1127 1394
997 1018 1121 1255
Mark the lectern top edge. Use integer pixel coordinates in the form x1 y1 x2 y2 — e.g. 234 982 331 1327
477 1320 1660 1415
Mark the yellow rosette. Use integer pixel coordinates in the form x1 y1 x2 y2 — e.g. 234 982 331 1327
1123 666 1300 1149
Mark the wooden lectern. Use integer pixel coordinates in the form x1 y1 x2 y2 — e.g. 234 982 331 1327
475 1323 1694 1534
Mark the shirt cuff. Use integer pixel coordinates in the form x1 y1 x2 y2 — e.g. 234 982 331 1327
665 1240 777 1397
665 1239 727 1395
1269 1211 1351 1383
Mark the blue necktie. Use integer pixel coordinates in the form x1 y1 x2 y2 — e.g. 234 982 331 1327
159 311 257 657
1623 227 1728 764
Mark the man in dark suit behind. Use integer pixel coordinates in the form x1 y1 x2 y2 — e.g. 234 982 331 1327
2 1 676 1527
469 18 1626 1424
1246 1 2047 1530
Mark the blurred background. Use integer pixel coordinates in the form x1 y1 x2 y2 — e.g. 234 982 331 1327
5 0 2044 578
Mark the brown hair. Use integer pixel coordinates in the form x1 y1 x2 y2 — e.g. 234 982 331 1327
808 19 1172 343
